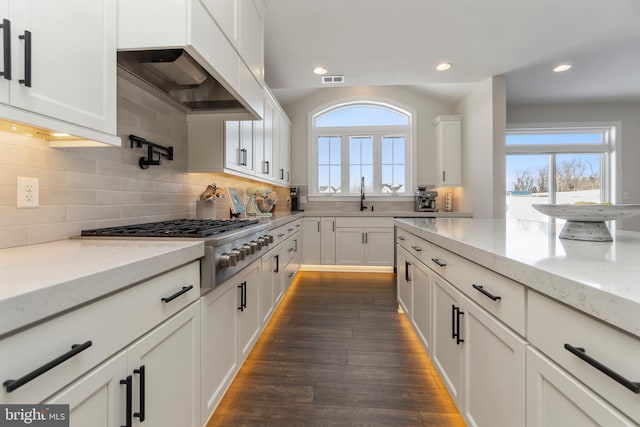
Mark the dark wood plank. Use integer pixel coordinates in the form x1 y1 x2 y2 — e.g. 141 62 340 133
206 271 464 427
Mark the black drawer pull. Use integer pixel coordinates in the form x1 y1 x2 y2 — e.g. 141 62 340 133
133 365 146 421
120 375 132 427
1 19 11 80
4 340 92 392
397 235 406 241
18 30 30 87
564 343 640 394
431 258 447 267
161 285 194 303
411 245 422 252
472 284 501 301
405 260 411 282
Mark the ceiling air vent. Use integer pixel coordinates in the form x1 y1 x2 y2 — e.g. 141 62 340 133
322 75 345 84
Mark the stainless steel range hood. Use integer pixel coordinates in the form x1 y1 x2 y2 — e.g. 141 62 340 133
117 49 248 113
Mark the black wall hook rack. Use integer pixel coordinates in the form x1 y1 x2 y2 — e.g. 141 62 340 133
129 135 174 169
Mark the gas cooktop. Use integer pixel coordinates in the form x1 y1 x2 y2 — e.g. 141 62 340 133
81 219 260 238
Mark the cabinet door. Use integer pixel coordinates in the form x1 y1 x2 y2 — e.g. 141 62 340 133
46 351 127 427
255 96 274 180
431 274 463 407
260 249 280 325
225 121 242 170
238 0 263 82
335 227 365 265
302 217 321 264
461 295 526 427
8 0 116 134
237 262 261 362
412 261 432 353
526 347 636 427
279 116 290 183
127 302 201 427
396 246 412 317
240 120 254 172
0 0 8 104
201 283 237 422
364 227 394 266
320 217 336 264
434 116 462 186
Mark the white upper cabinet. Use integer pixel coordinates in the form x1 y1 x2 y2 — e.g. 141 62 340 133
0 0 119 145
238 0 264 83
434 115 463 186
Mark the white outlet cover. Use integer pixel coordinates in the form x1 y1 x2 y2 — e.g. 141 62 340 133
17 176 39 208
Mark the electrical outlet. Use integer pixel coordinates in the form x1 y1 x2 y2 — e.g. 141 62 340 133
17 177 39 208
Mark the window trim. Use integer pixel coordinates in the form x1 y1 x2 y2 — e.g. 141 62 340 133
308 99 417 200
506 122 620 205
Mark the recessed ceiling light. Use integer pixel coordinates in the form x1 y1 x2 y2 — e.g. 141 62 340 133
553 64 572 72
313 66 328 75
436 62 452 71
51 132 71 137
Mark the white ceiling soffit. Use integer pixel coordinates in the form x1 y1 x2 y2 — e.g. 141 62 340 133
264 0 640 106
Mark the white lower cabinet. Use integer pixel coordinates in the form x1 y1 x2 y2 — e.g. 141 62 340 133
396 246 413 317
126 302 201 427
431 273 464 405
47 351 127 427
201 260 261 423
46 301 201 427
461 294 526 427
201 279 238 423
526 346 636 427
261 245 283 325
335 217 394 266
411 259 432 353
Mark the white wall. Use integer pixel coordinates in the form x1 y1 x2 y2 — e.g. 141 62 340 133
507 101 640 231
283 85 455 210
454 76 506 218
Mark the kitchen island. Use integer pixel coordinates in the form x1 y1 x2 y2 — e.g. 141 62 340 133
395 217 640 337
395 217 640 427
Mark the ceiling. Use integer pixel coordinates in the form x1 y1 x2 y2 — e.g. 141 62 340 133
263 0 640 107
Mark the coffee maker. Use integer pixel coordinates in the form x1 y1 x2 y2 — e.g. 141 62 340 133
415 186 438 212
290 187 302 211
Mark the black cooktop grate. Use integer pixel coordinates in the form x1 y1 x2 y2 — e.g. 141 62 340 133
81 218 260 238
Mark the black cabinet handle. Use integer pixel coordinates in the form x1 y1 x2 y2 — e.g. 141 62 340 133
18 30 30 87
237 282 246 311
411 245 422 252
133 365 146 421
317 221 320 232
456 308 464 345
280 169 284 180
274 255 279 273
264 160 270 174
287 171 290 182
161 285 193 303
451 305 456 339
0 19 11 80
451 305 464 345
472 284 501 301
120 375 132 427
294 239 298 252
3 340 92 392
397 235 406 241
442 170 446 182
405 260 411 282
431 258 447 267
564 344 640 394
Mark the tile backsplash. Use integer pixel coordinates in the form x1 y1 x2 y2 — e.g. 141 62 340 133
0 78 288 249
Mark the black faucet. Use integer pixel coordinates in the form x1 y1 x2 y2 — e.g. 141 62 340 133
360 176 367 211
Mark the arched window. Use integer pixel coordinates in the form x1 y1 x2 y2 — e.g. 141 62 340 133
310 101 415 196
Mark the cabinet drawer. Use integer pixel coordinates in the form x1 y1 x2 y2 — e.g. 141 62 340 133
429 244 525 336
282 232 300 267
270 219 301 247
396 230 432 266
0 262 199 404
528 290 640 424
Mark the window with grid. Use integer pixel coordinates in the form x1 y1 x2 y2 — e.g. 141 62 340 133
311 102 413 196
505 126 615 222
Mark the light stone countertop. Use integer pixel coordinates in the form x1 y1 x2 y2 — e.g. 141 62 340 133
395 217 640 338
0 239 204 337
298 210 473 218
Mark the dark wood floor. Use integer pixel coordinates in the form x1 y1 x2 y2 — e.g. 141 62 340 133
207 271 466 427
